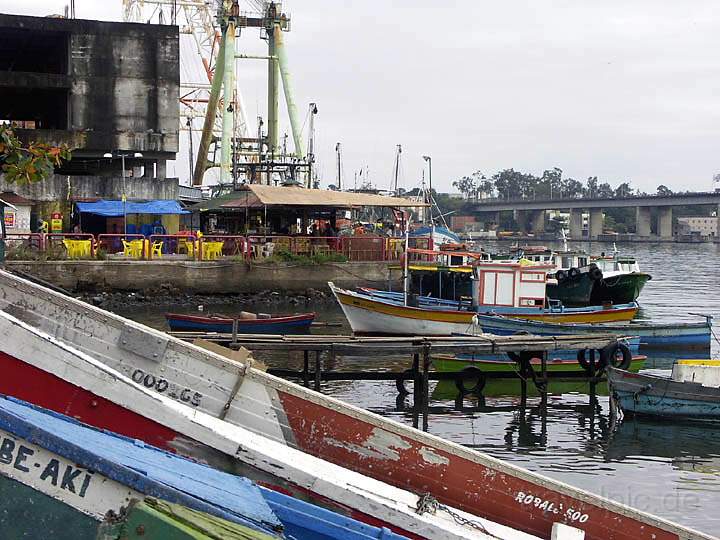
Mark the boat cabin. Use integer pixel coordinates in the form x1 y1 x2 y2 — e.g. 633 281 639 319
471 261 554 309
591 255 641 276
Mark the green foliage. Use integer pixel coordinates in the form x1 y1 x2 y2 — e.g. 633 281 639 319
0 124 71 184
260 248 348 265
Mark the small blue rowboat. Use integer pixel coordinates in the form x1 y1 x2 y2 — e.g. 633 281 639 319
165 312 315 334
468 313 712 350
0 395 407 540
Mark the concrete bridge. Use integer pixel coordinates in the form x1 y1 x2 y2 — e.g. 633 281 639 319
472 192 720 240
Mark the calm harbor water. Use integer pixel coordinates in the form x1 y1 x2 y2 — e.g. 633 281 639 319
118 240 720 537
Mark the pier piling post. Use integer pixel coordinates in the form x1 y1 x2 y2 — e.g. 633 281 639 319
421 343 431 432
231 318 238 344
314 350 322 391
303 350 310 387
411 352 420 429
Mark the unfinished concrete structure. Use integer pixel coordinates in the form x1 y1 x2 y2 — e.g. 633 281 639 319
0 13 180 223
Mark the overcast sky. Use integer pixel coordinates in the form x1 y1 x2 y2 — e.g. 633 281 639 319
5 0 720 193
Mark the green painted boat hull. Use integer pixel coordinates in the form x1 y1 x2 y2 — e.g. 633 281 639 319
431 356 645 398
0 473 272 540
590 273 651 305
545 274 595 306
98 498 276 540
0 473 99 539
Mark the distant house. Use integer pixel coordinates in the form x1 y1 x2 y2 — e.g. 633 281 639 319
0 192 32 233
676 216 717 238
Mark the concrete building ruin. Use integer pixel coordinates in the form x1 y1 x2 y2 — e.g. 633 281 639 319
0 12 181 226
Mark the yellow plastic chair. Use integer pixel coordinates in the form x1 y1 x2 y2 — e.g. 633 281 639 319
62 239 78 259
129 239 145 259
122 240 134 257
151 241 163 259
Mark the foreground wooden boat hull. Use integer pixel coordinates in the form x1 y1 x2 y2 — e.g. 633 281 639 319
0 309 523 540
165 312 315 334
470 314 711 350
0 269 709 540
608 367 720 420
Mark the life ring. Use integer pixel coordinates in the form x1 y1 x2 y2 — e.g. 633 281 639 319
454 367 486 395
555 270 568 283
568 267 581 280
600 342 632 370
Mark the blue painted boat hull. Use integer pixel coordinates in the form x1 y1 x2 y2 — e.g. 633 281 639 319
0 395 408 540
608 367 720 420
165 312 315 334
469 314 711 350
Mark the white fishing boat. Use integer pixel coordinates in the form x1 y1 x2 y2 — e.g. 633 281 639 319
0 269 705 540
0 307 526 540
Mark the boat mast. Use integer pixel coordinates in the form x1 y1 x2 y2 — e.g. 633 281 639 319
393 144 402 194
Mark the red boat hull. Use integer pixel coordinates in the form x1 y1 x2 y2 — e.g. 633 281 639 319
0 350 418 539
278 392 683 540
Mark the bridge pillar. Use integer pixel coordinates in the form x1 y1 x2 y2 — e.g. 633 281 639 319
569 209 583 239
514 210 528 232
658 207 673 239
530 210 545 233
635 207 651 237
589 208 603 240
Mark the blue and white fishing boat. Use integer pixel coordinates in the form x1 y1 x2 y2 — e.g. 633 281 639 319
608 360 720 421
408 225 460 247
466 313 712 350
0 394 408 540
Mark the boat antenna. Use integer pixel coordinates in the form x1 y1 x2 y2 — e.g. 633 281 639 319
613 242 618 255
561 228 568 252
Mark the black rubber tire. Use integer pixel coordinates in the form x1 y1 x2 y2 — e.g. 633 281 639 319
601 342 632 370
396 368 414 395
577 349 603 372
555 270 568 283
568 267 581 280
455 367 486 395
589 266 603 281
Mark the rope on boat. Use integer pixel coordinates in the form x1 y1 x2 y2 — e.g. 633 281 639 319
711 324 720 348
415 493 501 538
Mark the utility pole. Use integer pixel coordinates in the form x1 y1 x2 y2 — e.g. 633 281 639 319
335 142 342 190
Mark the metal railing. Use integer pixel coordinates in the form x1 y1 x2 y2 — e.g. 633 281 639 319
5 233 411 263
147 234 199 260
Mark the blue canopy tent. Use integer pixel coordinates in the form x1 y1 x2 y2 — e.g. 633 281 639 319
75 200 190 238
75 200 190 217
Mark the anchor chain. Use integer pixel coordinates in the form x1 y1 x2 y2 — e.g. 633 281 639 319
415 493 501 538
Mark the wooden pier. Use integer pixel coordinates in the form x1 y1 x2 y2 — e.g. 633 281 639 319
170 331 624 429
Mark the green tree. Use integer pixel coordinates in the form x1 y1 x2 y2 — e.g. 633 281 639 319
452 175 477 200
0 125 71 244
657 184 673 196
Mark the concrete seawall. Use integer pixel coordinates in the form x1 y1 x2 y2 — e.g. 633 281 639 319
4 260 400 294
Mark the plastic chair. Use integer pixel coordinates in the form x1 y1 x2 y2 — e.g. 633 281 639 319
121 240 133 257
151 241 163 259
62 239 77 259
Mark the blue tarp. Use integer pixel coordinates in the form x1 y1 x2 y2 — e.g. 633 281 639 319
75 199 189 216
